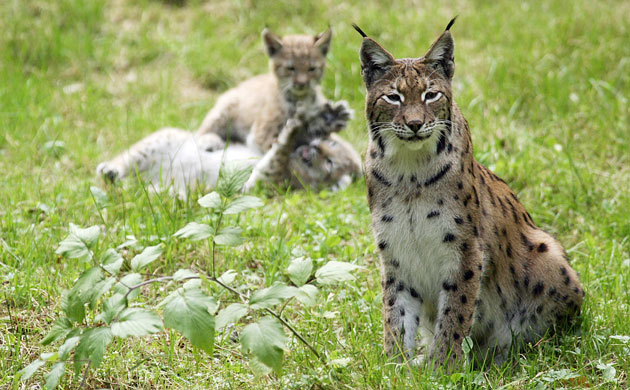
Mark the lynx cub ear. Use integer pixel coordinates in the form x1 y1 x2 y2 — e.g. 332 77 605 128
262 28 283 57
358 38 396 86
314 28 333 56
422 19 456 80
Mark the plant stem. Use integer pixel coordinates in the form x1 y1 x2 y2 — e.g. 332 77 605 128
207 276 326 365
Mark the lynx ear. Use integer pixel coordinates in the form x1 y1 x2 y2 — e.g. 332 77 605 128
422 21 455 80
262 28 283 57
359 38 396 85
314 28 333 56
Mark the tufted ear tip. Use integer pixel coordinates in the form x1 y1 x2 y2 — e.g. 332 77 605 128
445 16 458 31
352 23 368 38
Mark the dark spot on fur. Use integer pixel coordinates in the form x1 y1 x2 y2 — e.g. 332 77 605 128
391 259 400 268
410 287 420 299
400 308 405 316
454 194 460 201
388 297 395 306
458 314 464 324
464 270 474 280
460 242 469 253
524 276 530 288
424 163 452 186
548 287 557 297
385 276 395 288
457 181 463 190
532 282 544 296
454 216 464 225
509 264 515 274
381 215 394 223
437 198 444 206
415 315 420 325
378 241 388 250
371 169 392 187
473 226 479 237
443 281 458 292
520 233 535 251
396 282 405 292
537 243 548 253
536 305 543 314
564 276 570 285
506 244 513 258
427 210 440 219
560 267 567 276
460 295 468 304
443 233 456 242
444 307 451 315
453 332 460 340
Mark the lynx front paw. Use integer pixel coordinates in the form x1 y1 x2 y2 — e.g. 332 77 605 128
96 162 124 183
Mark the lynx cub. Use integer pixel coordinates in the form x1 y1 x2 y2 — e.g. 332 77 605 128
197 28 332 153
96 101 360 196
354 20 583 367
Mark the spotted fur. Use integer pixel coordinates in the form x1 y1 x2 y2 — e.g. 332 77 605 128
356 19 584 368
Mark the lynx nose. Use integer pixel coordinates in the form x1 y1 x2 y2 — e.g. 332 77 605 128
406 120 424 134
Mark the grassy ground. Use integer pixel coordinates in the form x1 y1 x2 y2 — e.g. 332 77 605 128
1 0 629 388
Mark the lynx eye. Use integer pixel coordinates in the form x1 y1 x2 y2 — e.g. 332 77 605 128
422 90 442 103
382 93 403 105
308 66 317 72
286 65 296 72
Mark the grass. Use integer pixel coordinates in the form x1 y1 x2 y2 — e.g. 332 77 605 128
1 0 629 388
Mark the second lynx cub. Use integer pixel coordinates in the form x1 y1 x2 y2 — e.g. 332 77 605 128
197 28 333 153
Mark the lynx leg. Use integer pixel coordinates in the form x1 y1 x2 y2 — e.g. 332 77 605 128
382 269 421 360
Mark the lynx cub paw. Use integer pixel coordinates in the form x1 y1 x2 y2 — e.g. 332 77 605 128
96 162 124 183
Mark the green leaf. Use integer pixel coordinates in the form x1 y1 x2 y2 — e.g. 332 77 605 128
97 293 127 324
217 270 237 285
111 308 163 338
216 303 249 329
217 164 253 198
45 362 65 389
173 222 214 241
41 317 74 346
130 244 162 271
597 362 617 382
64 267 104 322
160 286 216 354
223 195 264 215
100 249 123 274
249 282 297 310
249 355 273 376
214 226 243 246
197 191 222 209
18 359 45 381
69 223 100 248
240 317 287 374
462 336 474 355
173 269 198 281
294 284 318 307
74 328 113 373
55 234 89 260
91 277 117 308
90 186 108 208
57 336 80 360
287 257 313 287
315 261 362 285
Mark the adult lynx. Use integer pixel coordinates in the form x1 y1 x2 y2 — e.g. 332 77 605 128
354 20 583 368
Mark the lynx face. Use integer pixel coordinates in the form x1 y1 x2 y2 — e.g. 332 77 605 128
263 28 332 98
360 29 455 151
290 135 361 188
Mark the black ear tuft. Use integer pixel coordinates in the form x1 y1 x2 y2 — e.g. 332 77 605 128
352 23 368 38
445 16 458 31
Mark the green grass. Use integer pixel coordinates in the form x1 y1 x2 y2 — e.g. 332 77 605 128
1 0 629 388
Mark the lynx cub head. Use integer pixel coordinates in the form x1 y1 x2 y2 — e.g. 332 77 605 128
290 134 362 190
262 28 332 99
355 19 456 151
